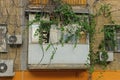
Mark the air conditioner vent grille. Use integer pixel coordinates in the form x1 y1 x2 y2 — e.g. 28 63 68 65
0 60 15 77
9 35 17 43
7 35 22 45
0 63 7 73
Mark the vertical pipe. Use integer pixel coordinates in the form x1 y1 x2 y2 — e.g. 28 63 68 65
20 0 27 70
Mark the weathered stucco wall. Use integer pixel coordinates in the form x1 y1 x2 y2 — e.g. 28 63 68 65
0 0 23 70
0 0 120 80
94 0 120 70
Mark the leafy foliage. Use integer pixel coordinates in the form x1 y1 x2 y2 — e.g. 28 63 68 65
28 1 116 78
28 0 89 62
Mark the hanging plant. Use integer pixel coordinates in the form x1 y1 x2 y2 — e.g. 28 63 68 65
27 1 120 80
28 0 90 64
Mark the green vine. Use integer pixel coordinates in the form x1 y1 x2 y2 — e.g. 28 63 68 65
86 3 117 79
28 1 118 80
28 0 89 64
96 3 115 23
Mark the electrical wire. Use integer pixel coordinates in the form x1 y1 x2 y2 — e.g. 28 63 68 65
33 0 53 67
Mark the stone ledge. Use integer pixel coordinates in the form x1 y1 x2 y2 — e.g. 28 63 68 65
28 64 88 69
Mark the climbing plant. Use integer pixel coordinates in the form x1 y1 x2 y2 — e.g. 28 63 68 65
29 0 89 48
86 2 119 80
28 1 117 80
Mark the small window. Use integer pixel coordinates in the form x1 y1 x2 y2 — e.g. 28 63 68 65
116 29 120 52
31 24 49 43
29 13 50 44
104 25 120 52
0 24 7 52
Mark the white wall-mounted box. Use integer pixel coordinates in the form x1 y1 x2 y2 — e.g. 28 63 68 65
7 35 22 45
100 51 114 61
0 60 15 77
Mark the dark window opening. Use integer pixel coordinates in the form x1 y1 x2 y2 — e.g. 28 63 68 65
104 25 120 52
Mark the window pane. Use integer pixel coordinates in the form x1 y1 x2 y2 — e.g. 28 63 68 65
116 30 120 52
104 25 115 51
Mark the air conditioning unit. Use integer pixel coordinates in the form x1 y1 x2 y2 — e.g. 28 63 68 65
0 60 15 77
7 35 22 45
99 51 114 61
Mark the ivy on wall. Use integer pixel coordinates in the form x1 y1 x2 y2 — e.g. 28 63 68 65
28 0 119 80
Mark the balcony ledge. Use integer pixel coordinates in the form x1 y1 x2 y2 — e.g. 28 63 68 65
25 5 89 14
28 64 88 69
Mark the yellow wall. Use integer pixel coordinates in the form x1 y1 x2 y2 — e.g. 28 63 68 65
1 70 120 80
0 70 88 80
92 71 120 80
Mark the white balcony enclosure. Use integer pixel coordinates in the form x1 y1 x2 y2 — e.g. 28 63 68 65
28 13 90 69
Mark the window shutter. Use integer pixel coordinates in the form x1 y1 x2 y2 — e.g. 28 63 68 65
29 0 86 6
63 0 86 5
